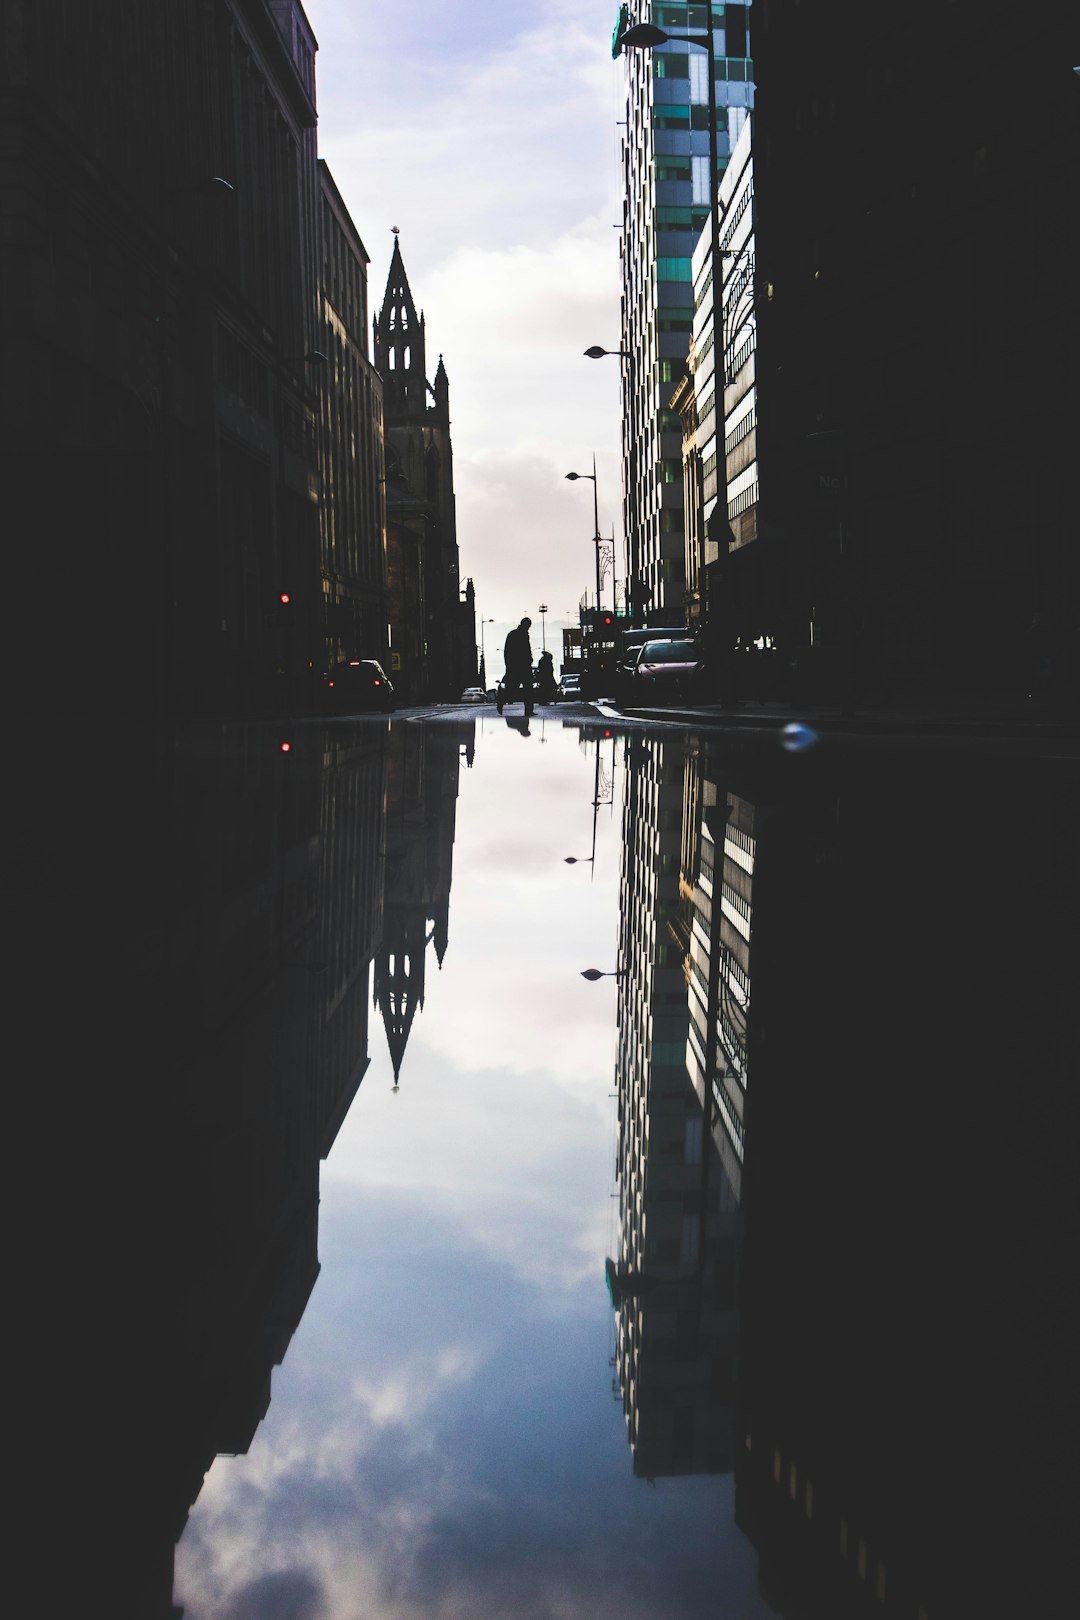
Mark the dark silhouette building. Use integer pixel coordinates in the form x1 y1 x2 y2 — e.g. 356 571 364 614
746 1 1079 705
2 1 388 720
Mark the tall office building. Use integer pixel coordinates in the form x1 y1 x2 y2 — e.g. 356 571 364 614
614 3 754 624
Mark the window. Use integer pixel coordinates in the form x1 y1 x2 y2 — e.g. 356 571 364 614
726 3 748 57
654 52 689 78
653 105 690 128
689 53 709 103
692 154 710 204
656 256 692 281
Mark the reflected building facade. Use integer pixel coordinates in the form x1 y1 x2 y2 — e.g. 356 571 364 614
610 732 739 1478
46 723 394 1617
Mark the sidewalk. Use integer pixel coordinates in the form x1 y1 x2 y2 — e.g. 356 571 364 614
603 693 1079 747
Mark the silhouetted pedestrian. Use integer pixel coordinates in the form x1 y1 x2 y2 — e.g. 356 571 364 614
498 617 534 716
536 649 557 703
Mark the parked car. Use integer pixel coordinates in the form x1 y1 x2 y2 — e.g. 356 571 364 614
460 686 486 703
619 638 705 705
325 658 395 713
613 627 688 700
560 673 582 699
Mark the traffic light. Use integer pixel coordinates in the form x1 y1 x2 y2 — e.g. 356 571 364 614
275 591 293 628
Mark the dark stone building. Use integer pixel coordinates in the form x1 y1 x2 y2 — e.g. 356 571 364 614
316 160 390 675
747 1 1079 707
2 0 387 719
374 236 475 701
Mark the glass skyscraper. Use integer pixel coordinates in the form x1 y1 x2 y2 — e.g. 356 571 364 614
614 3 754 623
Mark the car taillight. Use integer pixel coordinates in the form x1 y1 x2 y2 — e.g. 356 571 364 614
373 678 381 686
328 680 335 688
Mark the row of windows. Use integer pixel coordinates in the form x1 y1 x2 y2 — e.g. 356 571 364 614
694 264 714 312
721 878 752 928
656 204 711 229
713 1075 745 1160
766 1448 894 1607
702 450 718 481
726 329 756 378
652 104 732 132
720 179 753 255
724 820 755 867
724 400 755 454
718 938 750 1002
653 54 754 80
728 476 758 519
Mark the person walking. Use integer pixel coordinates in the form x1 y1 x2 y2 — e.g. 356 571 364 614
498 617 534 716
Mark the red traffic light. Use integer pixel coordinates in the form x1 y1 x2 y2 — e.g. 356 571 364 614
279 592 291 605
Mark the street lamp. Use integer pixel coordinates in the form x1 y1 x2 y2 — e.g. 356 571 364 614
564 456 603 613
479 617 494 686
581 968 625 981
585 345 639 624
620 20 721 632
538 604 548 652
282 349 329 368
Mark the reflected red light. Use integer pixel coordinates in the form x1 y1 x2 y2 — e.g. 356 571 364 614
279 592 291 604
280 742 291 753
328 680 335 688
373 678 381 685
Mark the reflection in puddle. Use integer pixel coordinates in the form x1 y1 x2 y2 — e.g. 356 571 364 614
50 719 1074 1618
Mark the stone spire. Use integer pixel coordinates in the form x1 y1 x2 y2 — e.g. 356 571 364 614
431 353 450 424
373 232 428 420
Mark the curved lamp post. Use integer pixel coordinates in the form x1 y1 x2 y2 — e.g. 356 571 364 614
564 458 603 614
478 617 494 686
581 968 625 982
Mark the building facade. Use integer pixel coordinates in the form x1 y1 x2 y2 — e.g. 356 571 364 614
316 161 389 672
614 2 754 626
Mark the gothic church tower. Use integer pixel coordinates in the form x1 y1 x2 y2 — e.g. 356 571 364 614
373 233 469 701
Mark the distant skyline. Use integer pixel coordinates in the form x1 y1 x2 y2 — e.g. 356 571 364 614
303 0 626 673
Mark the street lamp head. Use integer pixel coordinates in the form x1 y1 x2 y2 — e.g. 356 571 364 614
565 471 595 483
619 23 671 48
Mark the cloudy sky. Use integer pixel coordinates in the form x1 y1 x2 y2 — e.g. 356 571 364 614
302 0 626 670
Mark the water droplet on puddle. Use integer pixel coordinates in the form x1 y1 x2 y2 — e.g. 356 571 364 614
780 721 818 753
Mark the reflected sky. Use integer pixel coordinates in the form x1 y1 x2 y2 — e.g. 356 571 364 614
46 714 1074 1619
173 719 773 1620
